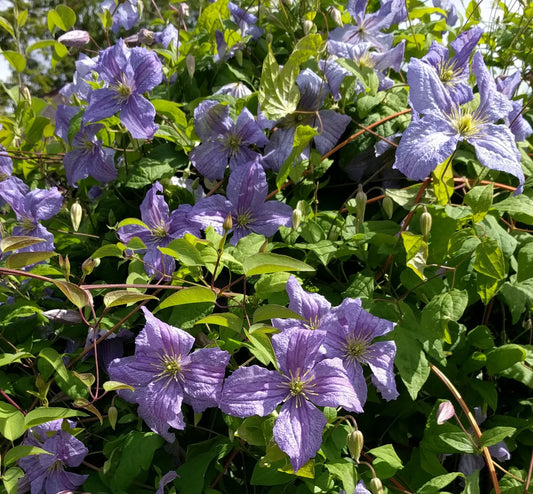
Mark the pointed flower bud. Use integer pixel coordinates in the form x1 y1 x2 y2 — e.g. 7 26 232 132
58 30 90 47
328 6 343 27
82 257 97 275
355 185 367 223
58 254 71 280
302 19 313 35
370 477 384 494
22 86 32 105
347 429 364 463
186 54 195 79
436 400 455 425
292 209 302 230
223 213 233 232
235 49 243 67
70 201 83 232
382 196 394 219
108 405 118 430
259 239 268 253
420 207 432 241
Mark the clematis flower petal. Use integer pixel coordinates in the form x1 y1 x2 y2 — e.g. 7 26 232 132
120 93 159 139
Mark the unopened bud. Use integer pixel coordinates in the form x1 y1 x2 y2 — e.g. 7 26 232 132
382 196 394 219
259 239 268 253
22 86 31 105
347 429 364 463
328 6 343 27
223 213 233 232
369 477 384 494
235 49 243 66
292 209 302 230
436 400 455 425
108 405 118 430
108 209 116 226
70 201 82 232
82 257 97 275
420 207 432 241
302 19 313 35
266 32 273 45
58 254 71 280
58 30 90 47
177 2 189 17
186 54 195 79
355 185 367 222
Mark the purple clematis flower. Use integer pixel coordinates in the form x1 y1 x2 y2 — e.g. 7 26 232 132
56 105 117 186
264 69 351 171
118 181 202 278
220 329 361 472
0 180 63 251
322 297 398 406
496 71 533 142
432 0 459 26
191 159 292 245
394 52 525 193
190 101 269 180
84 40 162 139
416 27 483 108
18 419 88 494
228 1 263 40
272 275 331 332
108 307 230 442
60 53 99 101
329 0 405 51
154 24 179 49
101 0 139 32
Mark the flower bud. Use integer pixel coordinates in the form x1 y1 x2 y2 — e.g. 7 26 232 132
21 86 32 106
223 213 233 232
369 477 384 494
58 30 90 47
328 6 343 27
382 196 394 219
347 429 364 463
186 54 195 79
177 2 189 17
266 32 273 45
58 254 71 280
70 201 83 232
420 207 432 241
355 185 367 223
302 19 313 35
108 405 118 430
82 257 97 276
292 209 302 230
436 400 455 425
259 239 268 253
235 49 243 67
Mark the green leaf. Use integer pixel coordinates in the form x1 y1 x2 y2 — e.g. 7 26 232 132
16 8 27 26
394 331 430 400
464 184 493 222
160 237 205 266
479 426 516 448
401 231 428 280
243 253 314 276
5 251 55 269
2 467 25 494
103 290 158 308
0 16 15 37
290 34 323 65
421 290 468 341
493 194 533 224
158 286 216 310
91 243 125 259
516 243 533 283
417 472 464 493
151 99 187 126
253 304 305 324
39 347 69 381
325 459 357 494
473 238 506 280
26 39 57 54
197 0 230 34
367 444 403 478
432 159 454 205
24 407 87 428
72 372 95 389
244 327 277 366
53 280 92 309
103 380 135 392
467 325 495 350
1 50 26 72
0 351 33 366
486 344 526 375
258 46 299 120
0 403 25 440
26 116 50 144
196 313 242 332
49 5 76 31
3 446 52 466
438 432 478 453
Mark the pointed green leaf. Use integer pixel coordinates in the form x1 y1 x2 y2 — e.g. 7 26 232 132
196 313 242 332
1 236 46 253
432 159 454 205
486 344 526 375
39 347 69 381
253 304 305 324
103 290 158 308
0 403 25 441
26 39 57 54
91 243 125 259
401 232 428 280
53 281 92 309
4 446 52 466
464 184 493 222
473 238 505 280
479 426 516 448
0 16 14 37
72 372 96 389
24 407 87 428
2 51 26 72
0 351 33 366
158 286 216 310
103 380 135 392
243 253 314 276
6 251 56 269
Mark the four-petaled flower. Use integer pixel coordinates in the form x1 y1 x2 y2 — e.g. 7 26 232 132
108 307 231 442
18 419 88 494
323 297 398 408
191 159 292 245
84 39 162 139
190 101 269 180
220 329 360 472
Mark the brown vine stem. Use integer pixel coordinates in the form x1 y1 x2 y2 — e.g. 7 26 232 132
430 364 501 494
209 446 240 489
